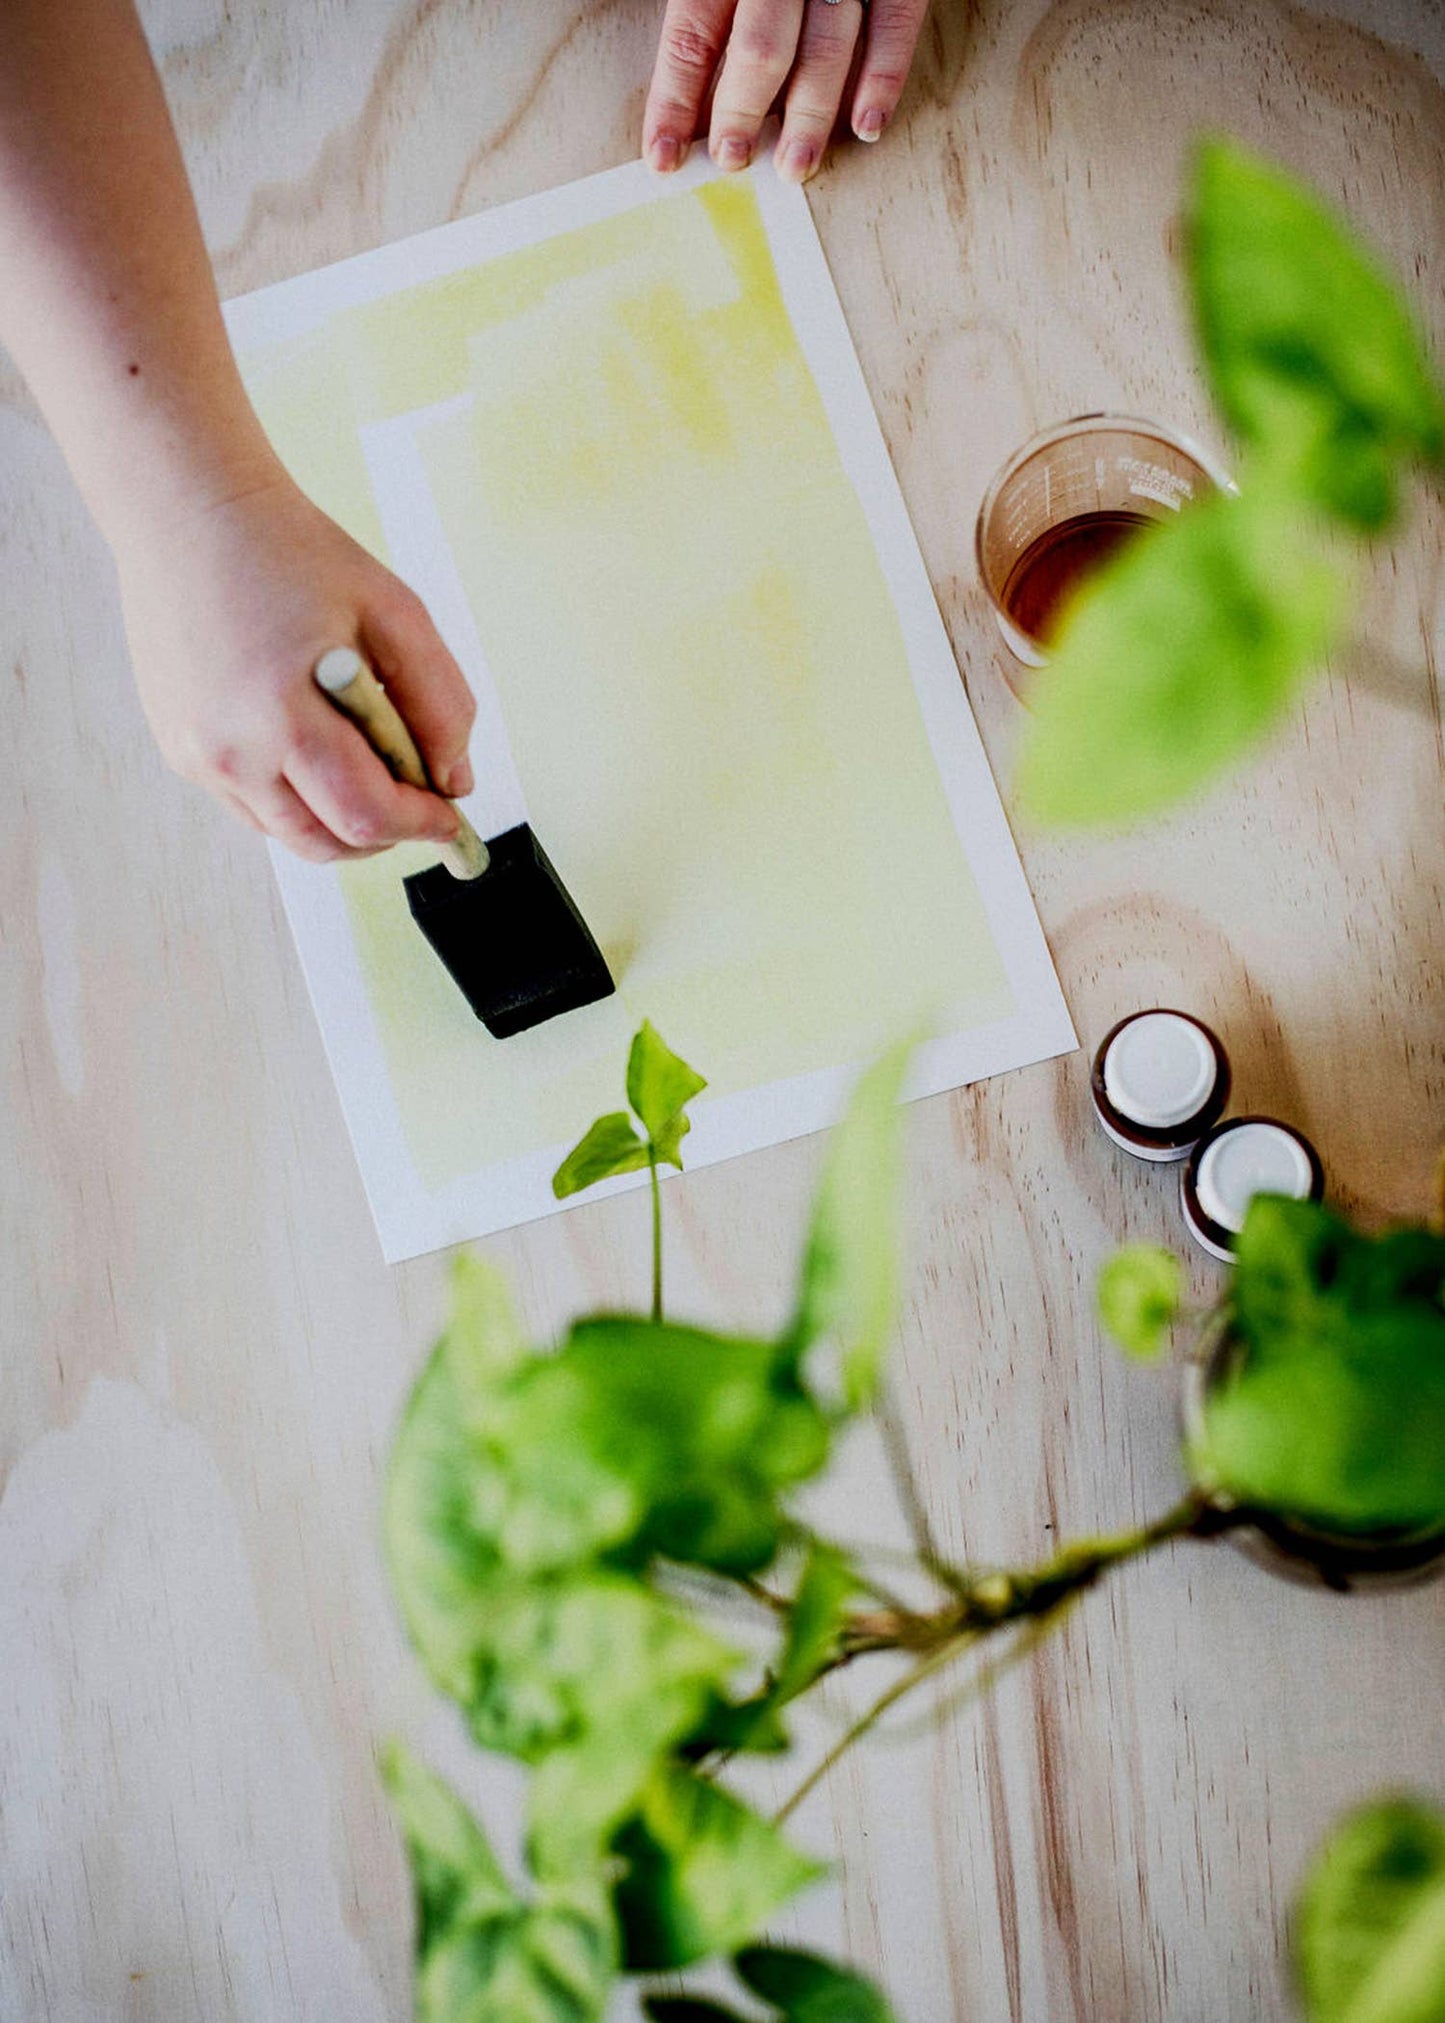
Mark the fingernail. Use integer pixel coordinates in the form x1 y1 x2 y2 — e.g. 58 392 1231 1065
445 756 474 797
778 138 819 184
648 133 682 174
713 135 751 171
855 107 886 141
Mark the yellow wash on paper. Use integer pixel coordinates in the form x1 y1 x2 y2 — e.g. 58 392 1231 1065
241 179 1012 1191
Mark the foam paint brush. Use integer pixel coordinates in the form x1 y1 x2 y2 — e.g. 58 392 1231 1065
313 647 614 1038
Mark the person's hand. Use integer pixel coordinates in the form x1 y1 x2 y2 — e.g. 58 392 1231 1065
116 471 476 863
644 0 929 184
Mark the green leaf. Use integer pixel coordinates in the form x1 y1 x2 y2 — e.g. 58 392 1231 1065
628 1021 708 1150
390 1537 732 1861
384 1263 525 1706
652 1110 692 1171
773 1544 855 1702
462 1574 731 1764
692 1543 855 1757
613 1766 824 1971
448 1251 530 1384
551 1026 705 1200
385 1304 738 1858
553 1113 650 1199
491 1319 832 1578
510 1581 739 1877
381 1742 513 1950
388 1556 732 1878
785 1042 913 1409
1295 1797 1445 2023
416 1917 611 2023
684 1689 791 1756
735 1944 899 2022
1189 1197 1445 1534
1097 1246 1185 1360
388 1480 732 1853
386 1286 839 1867
1015 487 1346 827
1190 137 1445 532
381 1744 618 2023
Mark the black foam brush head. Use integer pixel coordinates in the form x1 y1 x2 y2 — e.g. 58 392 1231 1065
404 823 615 1039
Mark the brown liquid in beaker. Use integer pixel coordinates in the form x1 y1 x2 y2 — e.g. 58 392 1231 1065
1002 510 1152 646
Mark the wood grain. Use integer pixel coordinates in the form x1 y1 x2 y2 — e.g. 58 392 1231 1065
2 1 1442 2017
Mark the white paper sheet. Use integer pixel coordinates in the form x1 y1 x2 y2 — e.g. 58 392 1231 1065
225 150 1074 1263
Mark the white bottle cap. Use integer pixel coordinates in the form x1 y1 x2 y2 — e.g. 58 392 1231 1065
1194 1121 1315 1234
1103 1013 1216 1128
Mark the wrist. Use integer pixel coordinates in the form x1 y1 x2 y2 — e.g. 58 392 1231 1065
89 388 288 562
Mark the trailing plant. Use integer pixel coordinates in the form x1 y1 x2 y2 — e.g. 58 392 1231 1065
381 1024 1445 2022
376 123 1445 2023
1017 136 1445 826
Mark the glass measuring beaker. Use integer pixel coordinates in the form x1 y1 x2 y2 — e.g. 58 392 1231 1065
975 414 1235 675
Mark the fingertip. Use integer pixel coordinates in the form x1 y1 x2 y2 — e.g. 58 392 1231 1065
445 756 474 797
777 136 820 184
853 105 887 141
647 132 685 173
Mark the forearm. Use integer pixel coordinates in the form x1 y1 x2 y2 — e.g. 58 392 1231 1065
0 0 279 550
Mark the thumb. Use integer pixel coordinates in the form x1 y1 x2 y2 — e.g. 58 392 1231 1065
362 580 477 797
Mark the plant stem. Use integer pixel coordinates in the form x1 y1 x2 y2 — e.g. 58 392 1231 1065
879 1607 1070 1747
740 1575 791 1614
648 1147 663 1324
772 1493 1237 1822
877 1380 968 1595
774 1633 970 1824
954 1490 1233 1630
823 1494 1213 1658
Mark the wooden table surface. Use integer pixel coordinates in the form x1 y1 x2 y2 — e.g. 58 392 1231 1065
3 2 1443 2018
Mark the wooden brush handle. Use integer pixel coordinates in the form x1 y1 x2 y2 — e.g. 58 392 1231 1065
313 647 488 880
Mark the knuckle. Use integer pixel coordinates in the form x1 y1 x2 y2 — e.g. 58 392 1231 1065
194 699 293 785
339 807 384 848
818 12 859 57
797 28 845 66
732 23 785 72
202 739 246 784
871 0 922 26
282 727 325 773
661 19 718 76
862 57 910 95
784 97 835 131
